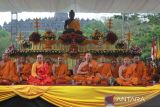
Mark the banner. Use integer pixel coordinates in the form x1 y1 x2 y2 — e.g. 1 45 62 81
0 85 160 107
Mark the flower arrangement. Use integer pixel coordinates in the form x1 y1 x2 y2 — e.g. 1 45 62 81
92 29 104 40
59 33 86 44
42 30 56 40
115 40 127 49
22 40 31 49
106 31 118 44
29 32 41 44
129 45 142 55
68 40 79 57
5 44 15 55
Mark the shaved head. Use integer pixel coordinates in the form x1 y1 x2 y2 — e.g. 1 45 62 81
123 57 130 66
58 56 64 64
134 56 140 63
36 54 43 63
20 56 26 63
2 53 9 61
84 53 92 62
85 53 92 59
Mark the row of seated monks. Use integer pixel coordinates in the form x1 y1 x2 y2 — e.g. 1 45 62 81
0 52 158 86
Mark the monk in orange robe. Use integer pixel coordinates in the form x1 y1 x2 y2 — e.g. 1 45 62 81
73 59 84 75
117 56 148 86
130 56 149 85
74 53 99 85
116 57 134 86
144 61 157 82
17 57 32 81
96 62 113 85
28 54 53 85
52 57 71 84
152 62 160 83
111 60 120 78
0 53 19 85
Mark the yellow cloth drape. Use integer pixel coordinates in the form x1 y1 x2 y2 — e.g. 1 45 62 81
0 85 160 107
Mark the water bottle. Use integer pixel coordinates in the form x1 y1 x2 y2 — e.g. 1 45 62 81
109 78 114 86
72 79 75 85
152 80 156 85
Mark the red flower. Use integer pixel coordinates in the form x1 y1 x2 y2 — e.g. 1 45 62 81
29 32 41 43
106 31 118 44
59 33 86 44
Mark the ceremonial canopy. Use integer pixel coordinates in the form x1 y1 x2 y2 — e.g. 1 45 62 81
0 0 160 13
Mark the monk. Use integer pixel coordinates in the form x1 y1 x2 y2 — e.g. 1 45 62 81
52 57 71 84
0 53 19 85
111 59 120 78
28 54 53 85
117 56 149 86
152 62 160 83
96 62 113 85
144 61 156 82
74 53 99 85
131 56 149 85
116 57 133 86
73 59 84 75
18 57 32 82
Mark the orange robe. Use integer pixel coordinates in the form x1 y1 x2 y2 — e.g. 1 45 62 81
53 64 71 84
144 64 156 82
131 61 147 85
68 19 80 31
117 62 147 86
28 62 53 85
21 63 32 81
97 63 113 85
74 60 99 85
116 65 135 86
31 62 43 77
111 65 120 78
0 60 19 84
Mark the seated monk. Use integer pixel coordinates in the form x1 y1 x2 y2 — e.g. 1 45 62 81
130 56 149 85
116 57 134 86
63 10 82 34
145 61 155 81
96 62 113 85
74 53 98 85
0 53 19 85
152 62 160 83
73 59 84 75
17 57 32 82
111 59 120 78
52 57 71 84
28 54 53 85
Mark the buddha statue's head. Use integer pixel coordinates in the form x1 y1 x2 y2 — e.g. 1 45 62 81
69 10 75 19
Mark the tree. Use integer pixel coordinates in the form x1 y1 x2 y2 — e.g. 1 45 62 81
81 20 107 37
0 30 11 58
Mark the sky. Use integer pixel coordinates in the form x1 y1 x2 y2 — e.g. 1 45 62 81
0 12 118 26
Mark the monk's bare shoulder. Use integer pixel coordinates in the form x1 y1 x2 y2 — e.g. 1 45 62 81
79 62 87 68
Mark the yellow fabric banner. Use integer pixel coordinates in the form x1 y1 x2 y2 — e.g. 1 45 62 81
0 85 160 107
